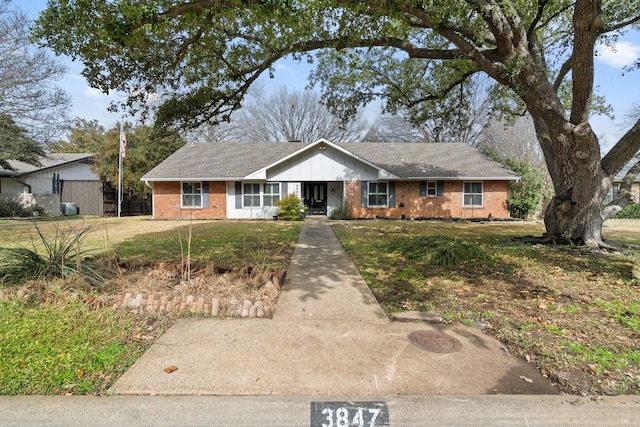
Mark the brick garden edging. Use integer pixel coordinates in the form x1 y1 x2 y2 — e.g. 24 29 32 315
110 267 286 318
0 268 286 319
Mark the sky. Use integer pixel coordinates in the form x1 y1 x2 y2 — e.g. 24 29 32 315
24 1 640 152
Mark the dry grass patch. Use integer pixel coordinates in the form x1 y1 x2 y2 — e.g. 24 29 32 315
332 219 640 395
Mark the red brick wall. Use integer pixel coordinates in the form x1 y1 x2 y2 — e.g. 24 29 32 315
346 180 511 219
153 181 226 219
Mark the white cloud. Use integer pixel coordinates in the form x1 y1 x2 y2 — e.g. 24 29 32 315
275 62 295 73
596 41 640 68
86 87 104 99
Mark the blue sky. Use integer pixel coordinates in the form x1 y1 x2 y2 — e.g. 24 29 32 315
25 1 639 152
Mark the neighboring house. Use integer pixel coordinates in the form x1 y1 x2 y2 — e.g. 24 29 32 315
141 139 519 220
0 153 103 216
605 158 640 204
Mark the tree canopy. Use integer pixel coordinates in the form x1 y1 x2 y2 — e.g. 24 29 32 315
0 115 45 171
33 0 640 245
1 0 70 145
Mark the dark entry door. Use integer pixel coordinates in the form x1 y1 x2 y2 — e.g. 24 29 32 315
304 182 327 215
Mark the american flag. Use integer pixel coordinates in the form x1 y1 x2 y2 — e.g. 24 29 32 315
120 126 127 158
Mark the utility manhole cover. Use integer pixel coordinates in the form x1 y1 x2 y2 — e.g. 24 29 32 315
408 330 462 353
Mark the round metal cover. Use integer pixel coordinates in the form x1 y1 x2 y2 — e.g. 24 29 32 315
408 330 462 353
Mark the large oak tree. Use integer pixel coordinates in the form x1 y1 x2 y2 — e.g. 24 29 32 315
33 0 640 246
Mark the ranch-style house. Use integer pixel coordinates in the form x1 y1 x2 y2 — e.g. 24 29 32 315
141 139 520 220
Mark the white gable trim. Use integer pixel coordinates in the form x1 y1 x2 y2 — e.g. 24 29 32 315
245 138 399 180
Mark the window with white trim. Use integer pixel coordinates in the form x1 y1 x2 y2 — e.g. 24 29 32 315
368 182 388 207
263 183 280 207
426 181 437 196
463 182 483 207
182 182 203 208
243 183 261 207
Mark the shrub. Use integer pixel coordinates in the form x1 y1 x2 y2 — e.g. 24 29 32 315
275 193 304 220
0 222 106 287
429 239 485 267
481 148 551 218
504 159 551 219
0 200 45 218
329 204 352 220
614 203 640 219
387 235 490 266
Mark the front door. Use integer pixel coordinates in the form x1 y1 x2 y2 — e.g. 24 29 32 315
304 182 327 215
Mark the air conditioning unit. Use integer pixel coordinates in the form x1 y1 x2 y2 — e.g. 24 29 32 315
60 203 78 216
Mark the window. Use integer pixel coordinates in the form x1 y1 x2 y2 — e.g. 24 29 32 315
263 183 280 207
243 183 261 207
368 182 388 207
605 183 621 204
420 180 444 197
182 182 203 208
426 181 437 196
463 182 483 207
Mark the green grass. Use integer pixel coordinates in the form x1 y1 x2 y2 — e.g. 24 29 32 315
113 221 302 268
0 299 169 395
593 299 640 334
0 219 303 395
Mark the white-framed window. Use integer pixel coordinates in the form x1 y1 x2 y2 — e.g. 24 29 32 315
182 182 203 208
463 182 483 207
368 182 388 207
426 181 437 196
243 183 261 207
263 183 280 207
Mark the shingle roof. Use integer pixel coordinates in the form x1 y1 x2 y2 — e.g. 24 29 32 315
614 157 640 182
142 142 307 180
335 142 518 179
141 141 519 181
0 153 95 177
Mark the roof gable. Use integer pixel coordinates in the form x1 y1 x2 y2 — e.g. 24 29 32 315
245 139 398 180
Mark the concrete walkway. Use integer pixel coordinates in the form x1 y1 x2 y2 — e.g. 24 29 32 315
110 217 558 396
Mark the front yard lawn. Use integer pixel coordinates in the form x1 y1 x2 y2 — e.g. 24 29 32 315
0 218 302 395
332 219 640 395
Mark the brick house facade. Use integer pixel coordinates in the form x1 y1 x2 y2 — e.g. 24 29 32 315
141 139 519 220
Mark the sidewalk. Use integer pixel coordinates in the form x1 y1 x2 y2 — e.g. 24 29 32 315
110 217 557 396
2 395 639 426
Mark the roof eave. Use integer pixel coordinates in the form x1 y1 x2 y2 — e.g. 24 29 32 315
406 176 520 181
141 177 241 182
14 155 96 177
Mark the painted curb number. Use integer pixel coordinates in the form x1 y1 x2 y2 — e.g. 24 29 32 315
311 402 390 427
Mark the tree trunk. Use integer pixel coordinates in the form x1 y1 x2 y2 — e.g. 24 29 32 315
529 109 610 246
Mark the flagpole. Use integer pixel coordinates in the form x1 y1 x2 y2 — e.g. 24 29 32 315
118 124 126 218
118 125 123 218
